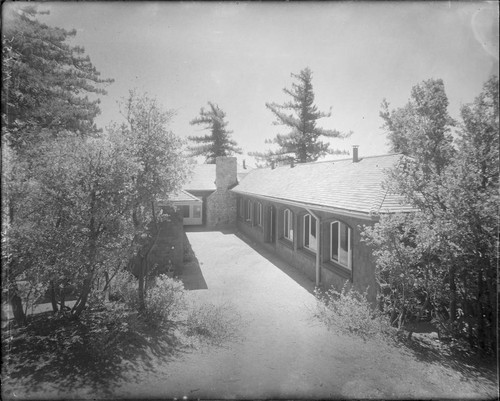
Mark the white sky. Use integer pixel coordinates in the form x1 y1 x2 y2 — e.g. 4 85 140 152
6 1 499 167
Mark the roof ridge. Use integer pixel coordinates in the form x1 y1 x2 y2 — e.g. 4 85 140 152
256 152 403 171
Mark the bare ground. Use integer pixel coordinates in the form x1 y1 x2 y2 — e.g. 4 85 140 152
3 229 498 399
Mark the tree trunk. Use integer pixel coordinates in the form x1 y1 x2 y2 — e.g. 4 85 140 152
50 281 58 313
138 255 146 311
10 292 26 326
449 266 457 322
477 270 485 350
72 275 93 318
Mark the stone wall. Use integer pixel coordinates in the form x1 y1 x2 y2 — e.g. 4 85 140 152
206 156 238 228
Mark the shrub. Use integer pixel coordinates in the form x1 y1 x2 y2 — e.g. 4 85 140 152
81 302 139 356
186 302 240 345
315 283 395 341
143 275 187 330
109 270 139 309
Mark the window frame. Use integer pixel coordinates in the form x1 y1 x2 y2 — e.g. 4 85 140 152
246 199 253 222
330 220 352 270
283 209 294 241
303 213 317 252
256 202 263 227
238 198 244 218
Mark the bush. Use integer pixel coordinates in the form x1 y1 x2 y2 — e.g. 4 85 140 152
143 275 187 330
109 270 139 309
315 283 395 341
81 302 139 356
186 302 240 345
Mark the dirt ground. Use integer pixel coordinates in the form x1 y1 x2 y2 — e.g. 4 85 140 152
113 230 496 399
5 229 497 399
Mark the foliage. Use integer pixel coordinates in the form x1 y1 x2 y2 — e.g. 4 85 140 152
3 90 189 321
187 102 242 163
362 213 446 329
2 5 113 150
3 134 138 318
380 78 455 174
186 302 241 345
143 275 187 331
250 67 350 165
363 75 499 352
108 270 140 308
112 90 190 309
315 284 395 341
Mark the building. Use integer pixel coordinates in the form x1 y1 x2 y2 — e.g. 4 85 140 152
162 157 252 227
231 147 413 300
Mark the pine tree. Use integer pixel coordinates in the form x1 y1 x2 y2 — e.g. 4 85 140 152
2 5 114 150
251 67 349 165
187 102 242 163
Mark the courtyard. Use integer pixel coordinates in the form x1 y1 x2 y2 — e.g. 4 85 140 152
114 229 496 399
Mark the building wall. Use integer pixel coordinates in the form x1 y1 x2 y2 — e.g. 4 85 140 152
186 190 213 226
236 195 378 302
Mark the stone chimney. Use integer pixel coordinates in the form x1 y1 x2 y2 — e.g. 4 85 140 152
352 145 359 163
215 156 237 190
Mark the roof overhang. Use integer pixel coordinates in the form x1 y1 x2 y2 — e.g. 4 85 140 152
231 189 381 221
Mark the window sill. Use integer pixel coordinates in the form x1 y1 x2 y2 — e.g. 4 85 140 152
278 238 294 250
322 260 352 280
299 247 317 259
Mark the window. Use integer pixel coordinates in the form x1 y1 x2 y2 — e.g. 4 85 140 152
303 214 317 251
283 209 294 241
246 200 253 222
256 202 263 226
330 221 352 269
238 198 244 218
193 205 201 218
182 205 190 218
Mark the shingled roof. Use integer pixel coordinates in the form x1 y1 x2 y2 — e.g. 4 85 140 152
157 189 202 205
183 163 253 192
232 154 414 217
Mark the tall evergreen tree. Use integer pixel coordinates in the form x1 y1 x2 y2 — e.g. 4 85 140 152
187 102 242 163
251 67 349 165
2 5 114 150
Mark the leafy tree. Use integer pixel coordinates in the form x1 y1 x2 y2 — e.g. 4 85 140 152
363 76 498 352
187 102 242 163
1 5 113 151
380 78 455 174
112 91 189 309
3 134 138 320
251 67 349 165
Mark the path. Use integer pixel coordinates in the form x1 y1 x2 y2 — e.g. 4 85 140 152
115 230 494 399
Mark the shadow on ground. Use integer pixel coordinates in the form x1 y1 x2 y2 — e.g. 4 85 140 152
2 311 190 397
180 232 208 290
234 230 316 295
396 335 498 386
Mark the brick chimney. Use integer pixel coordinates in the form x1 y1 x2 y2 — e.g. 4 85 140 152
352 145 359 163
215 156 237 190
